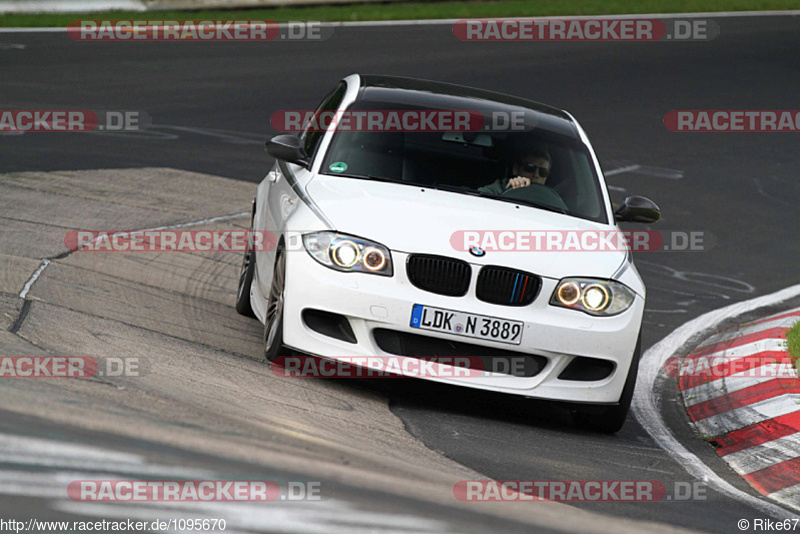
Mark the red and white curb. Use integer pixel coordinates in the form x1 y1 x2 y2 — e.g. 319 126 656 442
679 307 800 511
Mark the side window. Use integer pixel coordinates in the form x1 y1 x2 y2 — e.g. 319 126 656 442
302 82 347 161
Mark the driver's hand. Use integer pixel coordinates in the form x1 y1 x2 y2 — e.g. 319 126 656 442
507 176 531 189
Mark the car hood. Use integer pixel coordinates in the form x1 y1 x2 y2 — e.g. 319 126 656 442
306 175 625 279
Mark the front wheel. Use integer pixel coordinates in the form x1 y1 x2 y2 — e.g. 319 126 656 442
263 249 286 362
571 334 641 434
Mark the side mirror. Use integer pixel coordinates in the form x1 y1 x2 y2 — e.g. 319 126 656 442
614 196 661 223
266 134 310 168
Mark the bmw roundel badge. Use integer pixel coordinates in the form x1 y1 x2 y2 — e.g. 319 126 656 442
469 246 486 257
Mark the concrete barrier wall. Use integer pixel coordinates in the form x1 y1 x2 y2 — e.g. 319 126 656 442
0 0 398 14
0 0 146 13
146 0 399 8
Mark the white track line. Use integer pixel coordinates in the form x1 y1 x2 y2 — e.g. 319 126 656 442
632 283 800 520
1 10 800 33
605 165 640 176
18 259 49 299
15 211 247 300
0 431 455 534
128 211 248 232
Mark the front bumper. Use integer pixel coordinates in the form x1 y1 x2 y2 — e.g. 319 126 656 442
279 248 644 404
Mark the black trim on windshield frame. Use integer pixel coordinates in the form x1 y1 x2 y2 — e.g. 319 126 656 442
278 160 334 230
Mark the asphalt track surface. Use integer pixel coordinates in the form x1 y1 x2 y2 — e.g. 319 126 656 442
2 13 800 533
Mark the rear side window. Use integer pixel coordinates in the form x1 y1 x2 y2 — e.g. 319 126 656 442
302 82 347 161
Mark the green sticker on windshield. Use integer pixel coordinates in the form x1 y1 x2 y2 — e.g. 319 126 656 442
329 162 348 173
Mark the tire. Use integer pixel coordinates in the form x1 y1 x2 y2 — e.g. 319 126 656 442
235 245 256 317
235 204 257 317
572 334 641 434
263 248 286 362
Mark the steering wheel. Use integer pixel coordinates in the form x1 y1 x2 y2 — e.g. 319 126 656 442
500 182 569 212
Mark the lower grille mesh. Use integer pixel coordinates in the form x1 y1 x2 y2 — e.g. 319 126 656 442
373 328 546 377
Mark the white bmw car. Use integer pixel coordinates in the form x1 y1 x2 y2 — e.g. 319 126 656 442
236 74 660 433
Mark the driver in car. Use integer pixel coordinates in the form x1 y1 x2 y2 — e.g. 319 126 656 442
478 148 551 195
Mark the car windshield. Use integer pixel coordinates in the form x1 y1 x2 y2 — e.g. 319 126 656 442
320 101 608 223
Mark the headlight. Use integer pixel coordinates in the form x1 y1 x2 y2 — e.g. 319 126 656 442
303 232 393 276
550 278 635 316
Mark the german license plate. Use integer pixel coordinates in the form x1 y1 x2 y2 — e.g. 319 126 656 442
409 304 523 345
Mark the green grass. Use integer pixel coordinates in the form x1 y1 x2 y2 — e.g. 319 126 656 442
788 321 800 373
1 0 798 27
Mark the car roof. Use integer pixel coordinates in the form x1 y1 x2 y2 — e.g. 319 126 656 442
356 74 579 139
